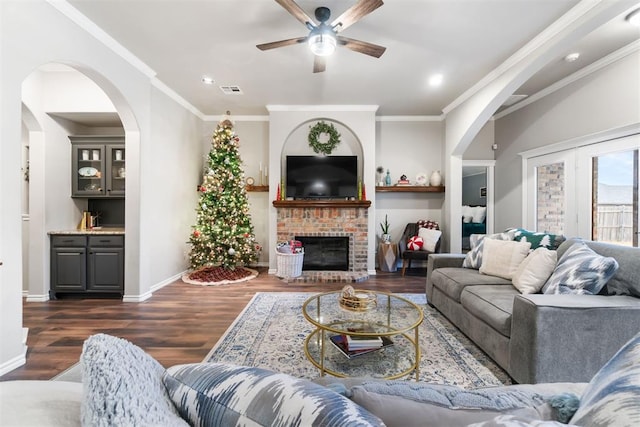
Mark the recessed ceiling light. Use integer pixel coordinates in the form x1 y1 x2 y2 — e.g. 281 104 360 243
564 52 580 62
201 76 215 85
429 74 443 87
627 8 640 27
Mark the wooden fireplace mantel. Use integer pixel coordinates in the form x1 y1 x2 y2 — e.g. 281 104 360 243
272 200 371 208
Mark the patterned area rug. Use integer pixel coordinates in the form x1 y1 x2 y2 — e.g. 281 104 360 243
205 292 512 388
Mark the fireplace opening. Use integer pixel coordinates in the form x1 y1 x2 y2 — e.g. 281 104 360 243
295 236 349 271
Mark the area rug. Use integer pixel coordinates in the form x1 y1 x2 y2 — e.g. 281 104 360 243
205 292 513 388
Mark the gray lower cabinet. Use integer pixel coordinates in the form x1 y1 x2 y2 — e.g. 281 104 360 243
50 234 124 298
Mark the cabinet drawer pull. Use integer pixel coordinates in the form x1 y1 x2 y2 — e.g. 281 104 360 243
98 239 111 243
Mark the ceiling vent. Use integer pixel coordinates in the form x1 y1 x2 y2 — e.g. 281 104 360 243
502 94 528 107
219 85 243 95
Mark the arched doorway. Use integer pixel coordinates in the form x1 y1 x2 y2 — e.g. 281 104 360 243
21 63 137 301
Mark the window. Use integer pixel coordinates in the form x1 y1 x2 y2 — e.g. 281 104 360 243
588 148 638 247
524 131 639 246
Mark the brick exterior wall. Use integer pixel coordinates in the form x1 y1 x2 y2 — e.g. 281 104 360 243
536 162 565 235
277 207 368 272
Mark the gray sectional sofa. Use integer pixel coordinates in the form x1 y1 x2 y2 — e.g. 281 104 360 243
426 238 640 384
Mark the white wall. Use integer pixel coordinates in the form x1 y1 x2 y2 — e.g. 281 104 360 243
144 87 202 289
494 51 640 231
375 120 445 245
0 0 203 374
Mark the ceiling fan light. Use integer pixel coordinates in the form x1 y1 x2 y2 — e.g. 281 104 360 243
308 32 337 56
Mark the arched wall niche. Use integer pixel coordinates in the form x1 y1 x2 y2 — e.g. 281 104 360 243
280 118 365 180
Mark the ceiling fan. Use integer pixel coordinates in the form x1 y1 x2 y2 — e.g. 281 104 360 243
257 0 386 73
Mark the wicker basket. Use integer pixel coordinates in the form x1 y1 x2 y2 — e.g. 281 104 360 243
276 249 304 279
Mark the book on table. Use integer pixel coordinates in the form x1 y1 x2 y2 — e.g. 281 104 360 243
346 334 383 349
329 335 394 359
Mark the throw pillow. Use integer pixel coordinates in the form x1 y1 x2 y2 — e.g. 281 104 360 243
463 231 516 270
407 235 424 250
509 228 564 250
570 331 640 426
479 239 531 280
472 206 487 224
417 219 439 230
80 334 188 427
462 206 474 223
345 380 550 427
418 227 442 252
512 247 557 294
542 242 619 295
163 363 385 427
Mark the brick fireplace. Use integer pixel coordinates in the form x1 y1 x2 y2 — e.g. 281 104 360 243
274 200 370 277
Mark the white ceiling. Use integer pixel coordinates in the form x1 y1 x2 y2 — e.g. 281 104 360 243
65 0 640 117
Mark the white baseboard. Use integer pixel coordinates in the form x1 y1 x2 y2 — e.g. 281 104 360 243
26 294 50 302
268 268 277 275
367 269 377 275
150 271 186 293
122 292 152 302
0 353 26 377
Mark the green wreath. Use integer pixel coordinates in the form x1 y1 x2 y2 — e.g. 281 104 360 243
308 121 341 155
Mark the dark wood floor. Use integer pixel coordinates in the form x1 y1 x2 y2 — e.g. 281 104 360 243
1 268 426 381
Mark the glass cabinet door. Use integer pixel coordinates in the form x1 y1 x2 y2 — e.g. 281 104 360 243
73 145 105 196
107 145 125 196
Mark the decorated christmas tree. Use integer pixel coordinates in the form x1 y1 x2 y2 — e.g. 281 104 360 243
188 116 259 271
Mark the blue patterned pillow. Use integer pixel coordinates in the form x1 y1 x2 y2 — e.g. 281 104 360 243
162 363 385 427
570 332 640 426
462 231 515 269
542 242 618 295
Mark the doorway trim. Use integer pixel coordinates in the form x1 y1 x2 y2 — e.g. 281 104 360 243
462 160 495 235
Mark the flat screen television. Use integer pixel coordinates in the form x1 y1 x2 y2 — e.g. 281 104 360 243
286 155 358 199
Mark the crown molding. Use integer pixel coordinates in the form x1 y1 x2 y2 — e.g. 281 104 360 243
266 105 379 112
442 0 604 115
151 78 204 119
202 115 270 122
494 40 640 120
376 115 444 122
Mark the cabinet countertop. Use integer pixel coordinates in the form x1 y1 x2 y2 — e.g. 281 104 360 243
48 228 125 235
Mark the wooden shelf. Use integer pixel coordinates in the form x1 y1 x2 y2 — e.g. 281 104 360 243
375 185 445 193
273 200 371 208
245 185 269 192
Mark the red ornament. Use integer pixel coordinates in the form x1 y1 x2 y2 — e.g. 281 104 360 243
407 235 424 250
193 230 201 238
199 186 206 192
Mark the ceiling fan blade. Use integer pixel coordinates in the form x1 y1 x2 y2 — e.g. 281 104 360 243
313 56 326 73
337 36 386 58
275 0 316 26
331 0 383 32
257 36 307 51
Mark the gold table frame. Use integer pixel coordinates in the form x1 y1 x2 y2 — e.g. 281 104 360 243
302 290 424 380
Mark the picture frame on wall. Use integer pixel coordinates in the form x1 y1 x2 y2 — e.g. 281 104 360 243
480 187 487 197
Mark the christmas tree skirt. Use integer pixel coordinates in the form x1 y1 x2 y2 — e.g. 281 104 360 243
182 266 259 286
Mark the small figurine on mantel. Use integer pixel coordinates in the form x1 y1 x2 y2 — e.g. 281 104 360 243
397 174 411 186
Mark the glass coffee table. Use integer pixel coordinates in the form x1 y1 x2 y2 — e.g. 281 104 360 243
302 290 424 380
